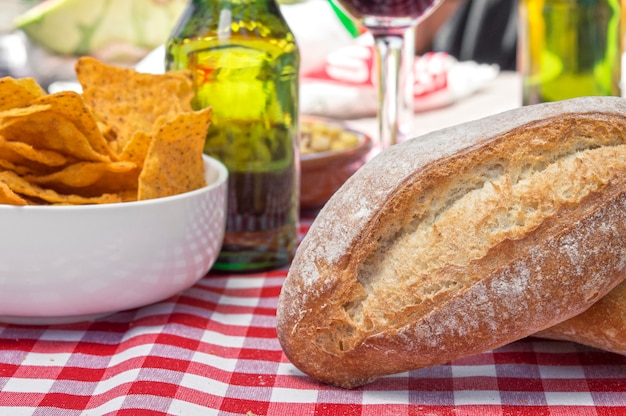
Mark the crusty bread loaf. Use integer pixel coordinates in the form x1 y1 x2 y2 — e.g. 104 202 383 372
537 280 626 355
276 96 626 389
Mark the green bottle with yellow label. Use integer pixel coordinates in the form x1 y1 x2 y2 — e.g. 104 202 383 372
518 0 621 105
166 0 300 272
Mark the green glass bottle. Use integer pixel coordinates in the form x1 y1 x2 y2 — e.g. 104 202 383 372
165 0 300 272
518 0 621 105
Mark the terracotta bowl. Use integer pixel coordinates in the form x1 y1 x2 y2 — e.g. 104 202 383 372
300 118 373 210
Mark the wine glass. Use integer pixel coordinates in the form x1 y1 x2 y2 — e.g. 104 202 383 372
331 0 443 149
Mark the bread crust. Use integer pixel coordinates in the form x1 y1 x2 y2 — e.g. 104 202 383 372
537 280 626 355
276 97 626 388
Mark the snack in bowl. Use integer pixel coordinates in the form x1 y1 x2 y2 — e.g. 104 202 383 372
300 118 362 155
0 58 228 324
277 97 626 388
0 154 227 325
0 56 210 205
300 117 372 209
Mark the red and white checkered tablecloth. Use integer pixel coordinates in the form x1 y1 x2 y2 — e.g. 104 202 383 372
1 219 626 415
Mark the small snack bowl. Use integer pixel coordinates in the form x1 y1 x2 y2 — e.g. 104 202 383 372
300 117 373 209
0 155 228 325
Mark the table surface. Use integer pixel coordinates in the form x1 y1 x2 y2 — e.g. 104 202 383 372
347 71 522 141
2 73 626 416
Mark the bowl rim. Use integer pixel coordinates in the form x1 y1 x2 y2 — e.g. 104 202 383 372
0 154 228 212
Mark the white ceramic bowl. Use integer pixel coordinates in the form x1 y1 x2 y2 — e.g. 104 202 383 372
0 155 228 325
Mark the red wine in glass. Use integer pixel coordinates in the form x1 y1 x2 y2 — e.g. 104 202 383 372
337 0 439 21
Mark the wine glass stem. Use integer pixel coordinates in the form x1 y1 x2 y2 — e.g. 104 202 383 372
373 27 414 149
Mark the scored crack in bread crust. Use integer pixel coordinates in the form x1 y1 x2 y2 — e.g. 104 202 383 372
276 97 626 389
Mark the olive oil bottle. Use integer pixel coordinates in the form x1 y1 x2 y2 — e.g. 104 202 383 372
518 0 621 105
166 0 300 272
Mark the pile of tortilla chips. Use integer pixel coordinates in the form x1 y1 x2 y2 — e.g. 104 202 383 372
0 56 212 206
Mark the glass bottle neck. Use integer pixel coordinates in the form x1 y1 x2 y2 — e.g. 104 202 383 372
167 0 296 50
186 0 283 22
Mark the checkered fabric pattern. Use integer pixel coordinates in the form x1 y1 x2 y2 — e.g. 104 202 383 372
1 221 626 415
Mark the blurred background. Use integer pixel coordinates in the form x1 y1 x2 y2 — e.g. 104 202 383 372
0 0 187 88
0 0 513 90
3 0 619 110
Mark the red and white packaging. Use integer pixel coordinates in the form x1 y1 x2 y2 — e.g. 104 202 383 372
300 35 499 119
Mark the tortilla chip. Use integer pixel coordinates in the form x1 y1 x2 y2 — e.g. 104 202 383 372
75 56 195 149
0 171 122 205
0 104 52 119
0 135 69 167
138 107 211 200
98 120 117 142
0 181 28 205
34 91 117 160
0 77 46 111
0 109 111 163
118 130 153 166
24 161 137 188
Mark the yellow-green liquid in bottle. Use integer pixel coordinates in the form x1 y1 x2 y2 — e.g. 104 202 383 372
166 0 299 272
518 0 621 105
